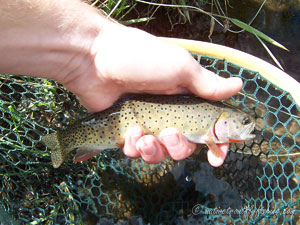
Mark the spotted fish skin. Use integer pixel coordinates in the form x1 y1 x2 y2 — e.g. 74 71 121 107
42 95 255 168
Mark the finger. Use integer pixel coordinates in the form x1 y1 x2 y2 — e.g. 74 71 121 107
123 126 144 158
159 127 196 160
136 135 168 164
207 143 229 167
185 65 243 101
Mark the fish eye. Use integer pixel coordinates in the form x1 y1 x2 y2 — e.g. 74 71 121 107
242 117 250 125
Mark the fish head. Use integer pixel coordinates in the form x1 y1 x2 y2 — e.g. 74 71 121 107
214 111 256 143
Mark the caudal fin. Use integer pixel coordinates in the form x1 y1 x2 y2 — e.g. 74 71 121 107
42 133 64 168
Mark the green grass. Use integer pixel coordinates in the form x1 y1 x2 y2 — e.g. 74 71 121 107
89 0 287 69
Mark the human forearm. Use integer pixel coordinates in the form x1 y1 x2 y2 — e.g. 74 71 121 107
0 0 108 83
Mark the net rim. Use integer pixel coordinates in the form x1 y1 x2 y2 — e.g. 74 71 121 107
160 37 300 107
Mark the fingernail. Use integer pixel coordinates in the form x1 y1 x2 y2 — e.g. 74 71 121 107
161 134 179 147
137 137 157 156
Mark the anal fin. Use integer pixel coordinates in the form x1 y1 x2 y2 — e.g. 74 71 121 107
74 149 103 162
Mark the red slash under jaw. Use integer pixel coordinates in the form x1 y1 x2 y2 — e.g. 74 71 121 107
213 122 219 141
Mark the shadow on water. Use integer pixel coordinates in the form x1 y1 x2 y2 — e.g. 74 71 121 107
88 143 299 225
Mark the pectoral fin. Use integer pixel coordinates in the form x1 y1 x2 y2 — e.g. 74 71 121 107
205 137 220 158
74 149 103 162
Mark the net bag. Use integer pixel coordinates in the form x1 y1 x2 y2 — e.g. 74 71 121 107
0 38 299 224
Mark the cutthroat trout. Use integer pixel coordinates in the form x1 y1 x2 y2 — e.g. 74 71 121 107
42 95 255 168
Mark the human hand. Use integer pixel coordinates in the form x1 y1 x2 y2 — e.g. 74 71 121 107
0 0 241 166
63 23 242 167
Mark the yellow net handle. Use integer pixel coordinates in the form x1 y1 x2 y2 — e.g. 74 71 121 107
160 37 300 107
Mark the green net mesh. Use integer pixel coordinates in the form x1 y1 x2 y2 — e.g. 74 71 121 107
1 54 299 224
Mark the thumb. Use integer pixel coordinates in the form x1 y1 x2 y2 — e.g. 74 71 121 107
186 66 243 101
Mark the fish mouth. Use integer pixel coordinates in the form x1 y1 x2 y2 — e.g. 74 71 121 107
240 122 256 140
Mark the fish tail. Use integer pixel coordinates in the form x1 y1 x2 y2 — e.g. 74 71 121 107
42 133 64 168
